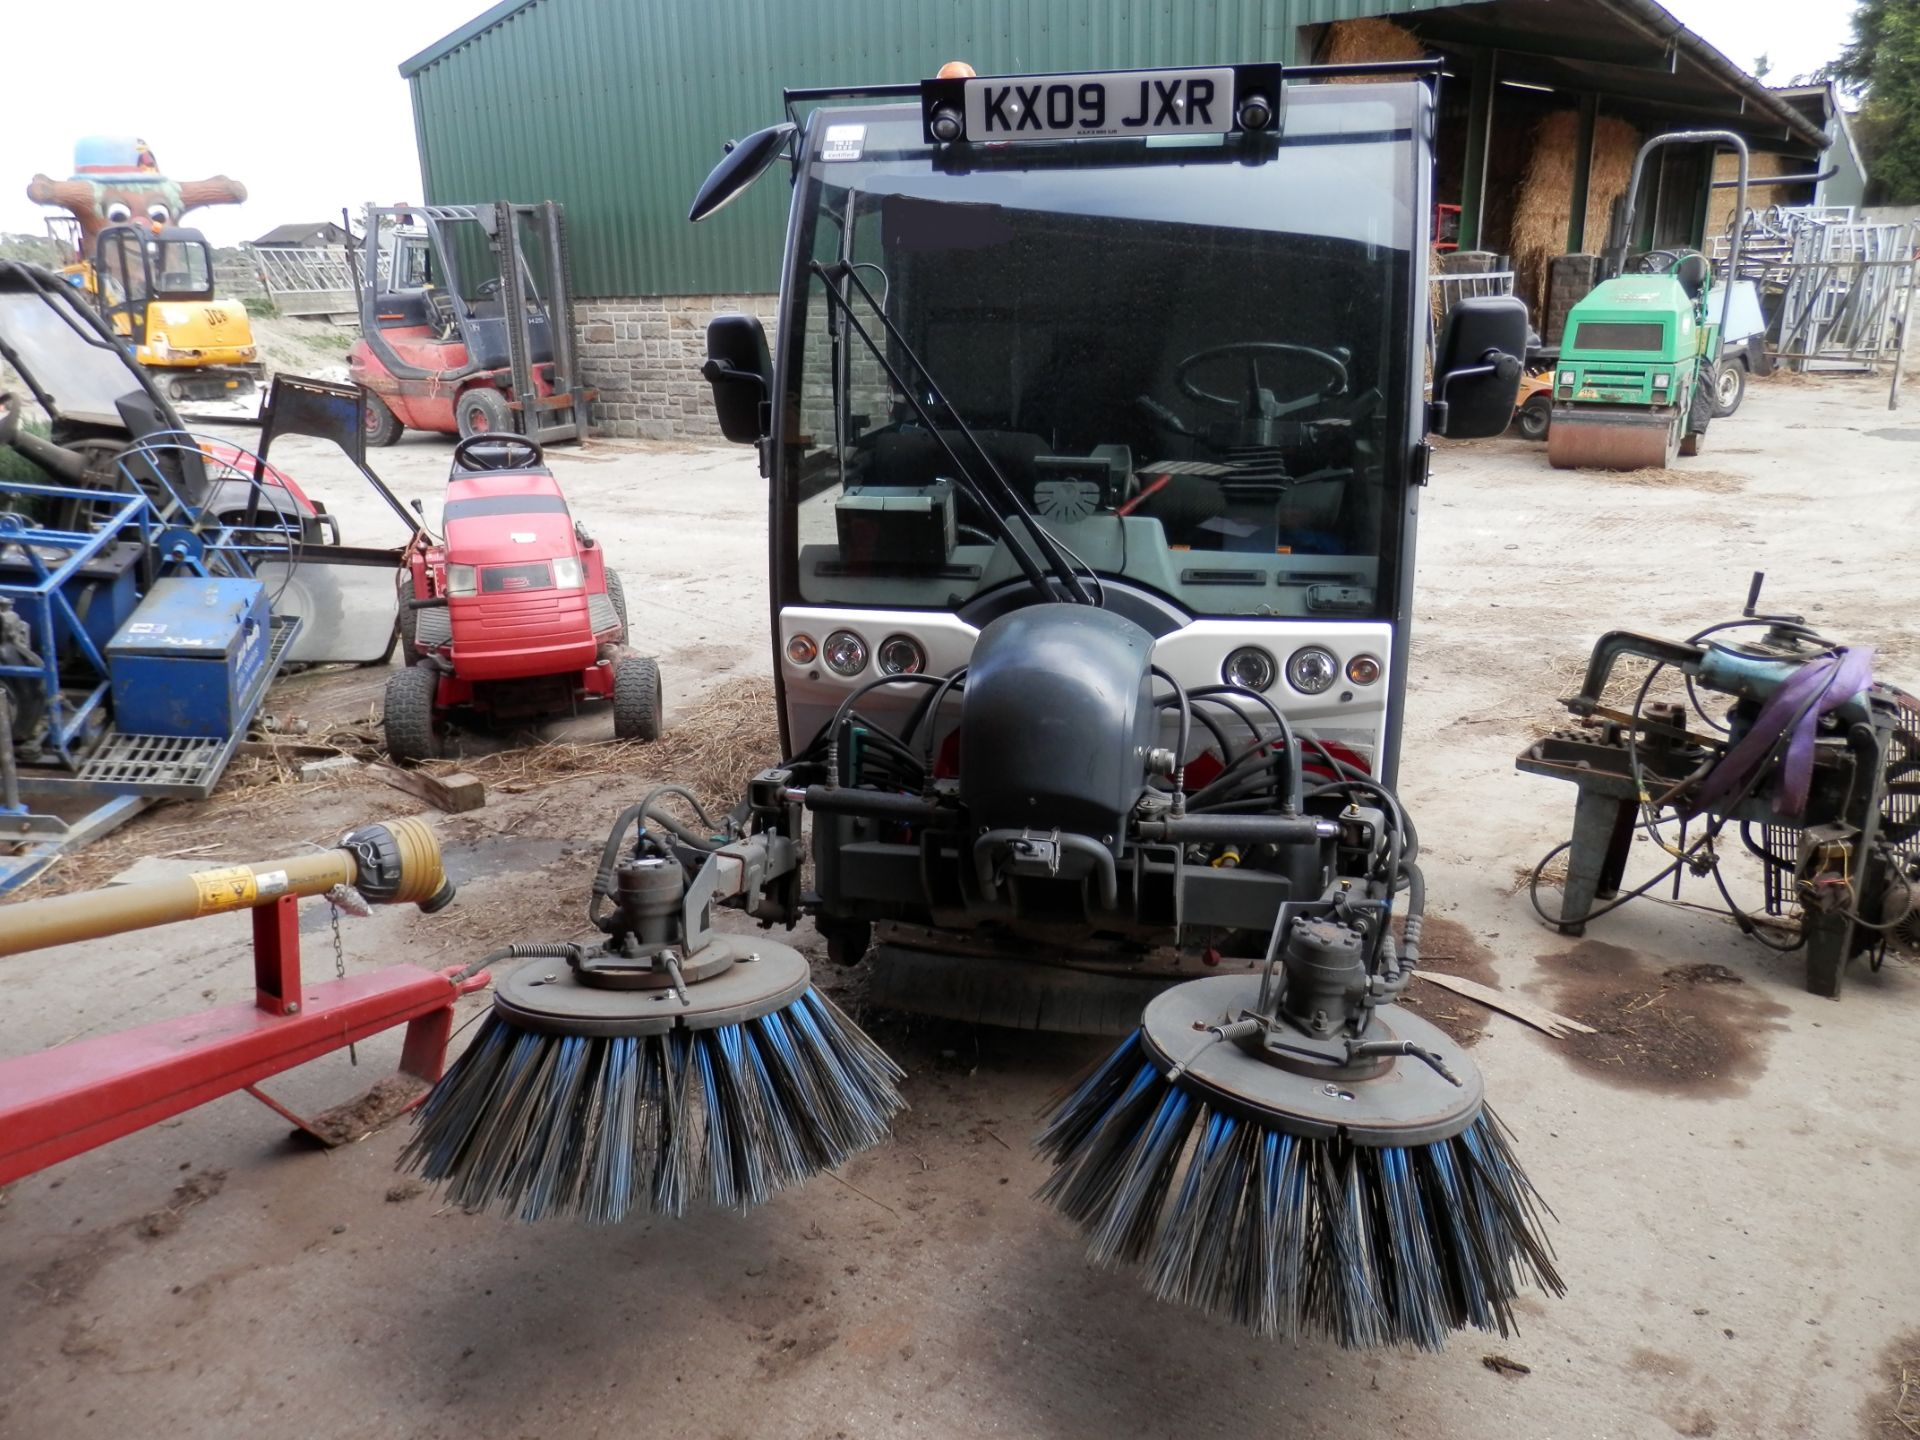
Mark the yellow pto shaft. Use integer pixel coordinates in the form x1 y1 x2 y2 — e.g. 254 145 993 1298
0 817 454 958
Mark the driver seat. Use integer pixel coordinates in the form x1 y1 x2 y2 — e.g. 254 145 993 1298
1675 252 1709 300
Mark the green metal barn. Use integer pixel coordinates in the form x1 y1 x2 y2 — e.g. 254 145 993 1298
401 0 1843 436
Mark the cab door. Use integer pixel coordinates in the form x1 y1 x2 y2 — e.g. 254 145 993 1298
92 224 154 347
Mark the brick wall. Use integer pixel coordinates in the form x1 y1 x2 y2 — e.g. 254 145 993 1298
577 294 778 440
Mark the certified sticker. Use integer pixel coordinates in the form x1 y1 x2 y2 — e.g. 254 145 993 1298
821 124 866 162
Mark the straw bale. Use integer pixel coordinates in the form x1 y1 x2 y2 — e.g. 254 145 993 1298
1320 19 1425 79
1510 110 1640 315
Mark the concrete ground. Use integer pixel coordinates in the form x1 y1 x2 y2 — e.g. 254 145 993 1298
2 375 1917 1439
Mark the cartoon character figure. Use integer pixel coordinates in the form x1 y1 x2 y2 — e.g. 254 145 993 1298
26 136 246 244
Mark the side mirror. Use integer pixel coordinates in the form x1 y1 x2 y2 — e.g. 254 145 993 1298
702 313 772 444
1431 295 1529 439
688 123 796 223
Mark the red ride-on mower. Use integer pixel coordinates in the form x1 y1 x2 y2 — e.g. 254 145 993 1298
383 433 662 762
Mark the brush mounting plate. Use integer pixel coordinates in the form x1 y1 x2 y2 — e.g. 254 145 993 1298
572 939 736 990
1141 975 1483 1147
493 936 811 1038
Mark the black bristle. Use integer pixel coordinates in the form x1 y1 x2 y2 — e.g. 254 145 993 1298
401 988 906 1222
1036 1049 1564 1350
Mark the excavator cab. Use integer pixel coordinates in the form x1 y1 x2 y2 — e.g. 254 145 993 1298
84 223 263 402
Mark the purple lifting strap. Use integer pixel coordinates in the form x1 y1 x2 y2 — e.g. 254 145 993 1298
1692 647 1875 819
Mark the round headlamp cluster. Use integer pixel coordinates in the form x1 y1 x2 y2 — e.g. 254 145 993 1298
821 630 869 677
1285 646 1339 696
876 634 926 676
1221 646 1277 692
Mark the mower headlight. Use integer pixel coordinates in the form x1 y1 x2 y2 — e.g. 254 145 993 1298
822 630 868 677
786 633 818 665
551 555 583 590
1221 646 1276 692
876 634 926 676
1286 646 1339 696
444 563 478 597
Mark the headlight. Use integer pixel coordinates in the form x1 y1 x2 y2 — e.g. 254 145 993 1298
1286 646 1338 695
822 630 868 677
444 563 477 597
786 633 818 665
1558 370 1574 386
148 331 171 356
552 555 583 589
877 634 926 676
1346 654 1383 686
1652 373 1670 388
1221 646 1276 692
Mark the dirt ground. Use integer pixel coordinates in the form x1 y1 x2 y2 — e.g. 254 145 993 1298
3 373 1918 1440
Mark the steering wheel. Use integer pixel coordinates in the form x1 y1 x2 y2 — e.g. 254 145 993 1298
1632 248 1685 276
475 277 504 299
1173 342 1349 418
453 432 543 472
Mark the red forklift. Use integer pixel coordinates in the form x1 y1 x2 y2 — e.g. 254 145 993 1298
348 202 594 446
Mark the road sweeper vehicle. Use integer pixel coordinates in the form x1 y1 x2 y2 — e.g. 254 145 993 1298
1548 130 1749 470
402 60 1561 1352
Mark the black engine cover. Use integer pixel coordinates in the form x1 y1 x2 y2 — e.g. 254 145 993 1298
959 604 1155 848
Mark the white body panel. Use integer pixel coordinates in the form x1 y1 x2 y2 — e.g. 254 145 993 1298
778 606 1392 765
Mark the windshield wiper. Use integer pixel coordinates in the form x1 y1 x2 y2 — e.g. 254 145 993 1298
809 259 1092 606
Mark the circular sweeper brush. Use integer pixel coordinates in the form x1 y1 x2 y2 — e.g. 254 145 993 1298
400 836 905 1223
1038 961 1562 1351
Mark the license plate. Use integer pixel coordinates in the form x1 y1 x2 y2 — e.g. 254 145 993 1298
963 67 1236 142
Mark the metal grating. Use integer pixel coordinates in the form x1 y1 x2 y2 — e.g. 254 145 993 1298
73 616 301 799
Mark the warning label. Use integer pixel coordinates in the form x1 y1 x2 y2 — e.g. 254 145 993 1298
192 864 259 915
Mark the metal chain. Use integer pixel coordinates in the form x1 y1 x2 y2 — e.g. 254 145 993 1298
329 899 357 1066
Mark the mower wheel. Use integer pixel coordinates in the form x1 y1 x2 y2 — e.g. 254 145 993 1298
1516 394 1552 442
1713 361 1747 418
613 655 663 742
604 569 629 641
456 387 513 440
384 663 443 763
364 393 403 447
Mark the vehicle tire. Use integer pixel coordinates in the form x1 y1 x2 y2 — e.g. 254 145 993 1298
397 576 419 658
456 387 513 439
364 392 404 447
383 663 442 763
1713 361 1746 418
604 568 629 641
612 654 663 742
1516 395 1552 442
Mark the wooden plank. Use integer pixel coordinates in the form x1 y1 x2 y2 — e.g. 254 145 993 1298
1414 971 1597 1040
367 763 486 815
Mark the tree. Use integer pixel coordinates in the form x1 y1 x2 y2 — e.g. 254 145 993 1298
1833 0 1920 204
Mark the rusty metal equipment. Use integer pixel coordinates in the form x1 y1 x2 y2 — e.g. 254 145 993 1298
0 818 478 1184
1518 576 1919 996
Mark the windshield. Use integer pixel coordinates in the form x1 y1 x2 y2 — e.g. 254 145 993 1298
152 237 212 296
0 286 145 426
779 83 1419 621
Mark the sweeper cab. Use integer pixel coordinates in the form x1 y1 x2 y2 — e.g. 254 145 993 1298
383 432 661 760
1547 130 1750 470
689 59 1528 1030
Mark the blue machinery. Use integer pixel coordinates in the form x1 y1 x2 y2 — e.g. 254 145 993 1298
0 435 306 891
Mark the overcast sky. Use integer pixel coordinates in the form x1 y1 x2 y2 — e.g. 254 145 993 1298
0 0 1863 248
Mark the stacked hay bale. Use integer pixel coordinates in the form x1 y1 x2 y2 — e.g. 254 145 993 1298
1709 148 1791 238
1319 18 1426 75
1510 110 1641 319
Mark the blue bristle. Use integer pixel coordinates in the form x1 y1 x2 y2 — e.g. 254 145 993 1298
1036 1029 1564 1351
401 986 906 1223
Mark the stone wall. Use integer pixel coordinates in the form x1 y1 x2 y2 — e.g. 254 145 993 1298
577 294 778 440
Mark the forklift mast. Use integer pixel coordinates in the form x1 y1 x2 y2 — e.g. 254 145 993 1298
354 201 591 445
